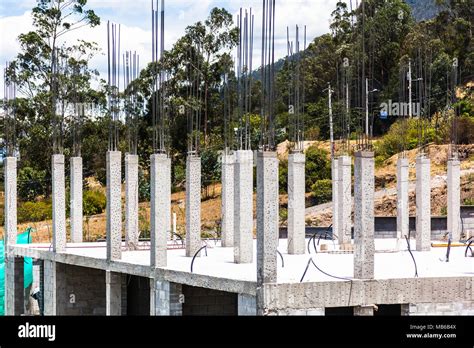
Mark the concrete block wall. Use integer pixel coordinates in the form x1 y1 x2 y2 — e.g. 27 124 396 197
238 294 257 316
182 285 237 316
153 280 182 316
56 263 106 316
5 257 24 315
405 302 474 316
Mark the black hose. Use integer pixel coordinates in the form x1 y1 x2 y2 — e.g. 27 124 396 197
171 233 184 246
300 257 352 282
307 233 317 254
277 250 284 268
445 237 452 262
405 236 418 277
190 245 208 273
317 224 333 246
465 239 473 258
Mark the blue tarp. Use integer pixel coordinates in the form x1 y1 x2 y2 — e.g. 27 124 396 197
0 228 34 315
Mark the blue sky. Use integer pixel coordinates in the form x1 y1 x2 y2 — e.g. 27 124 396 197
0 0 342 97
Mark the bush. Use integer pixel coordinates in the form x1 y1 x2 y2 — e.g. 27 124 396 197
17 200 52 223
305 146 331 191
311 179 332 205
138 170 150 202
374 118 435 162
18 167 47 201
83 190 106 216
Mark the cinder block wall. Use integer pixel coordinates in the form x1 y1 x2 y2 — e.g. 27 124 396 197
56 264 106 315
182 285 237 316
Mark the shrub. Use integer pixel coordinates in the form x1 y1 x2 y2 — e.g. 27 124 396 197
305 146 331 191
279 160 288 193
83 190 106 216
311 179 332 205
18 167 47 201
17 200 52 223
374 118 435 161
138 170 150 202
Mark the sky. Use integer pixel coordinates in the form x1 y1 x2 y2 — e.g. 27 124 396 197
0 0 345 98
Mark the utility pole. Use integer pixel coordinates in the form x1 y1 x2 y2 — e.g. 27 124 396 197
408 58 412 118
365 77 369 137
346 80 350 143
328 83 334 160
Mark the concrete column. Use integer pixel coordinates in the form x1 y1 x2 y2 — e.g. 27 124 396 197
447 158 461 242
186 155 201 257
234 150 254 264
397 157 409 249
106 151 122 261
52 154 66 252
354 305 374 316
70 157 83 243
4 257 24 315
338 155 352 245
256 152 279 316
125 154 139 249
332 158 340 242
106 271 122 316
151 279 182 316
238 294 257 316
287 152 305 254
416 156 431 251
354 151 375 279
4 157 17 254
150 154 171 267
43 260 57 315
221 153 235 247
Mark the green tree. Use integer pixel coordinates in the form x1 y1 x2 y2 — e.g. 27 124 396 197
6 0 101 176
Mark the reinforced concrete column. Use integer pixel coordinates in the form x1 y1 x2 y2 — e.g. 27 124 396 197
287 152 305 254
4 157 17 254
416 156 431 251
234 150 254 263
43 260 57 315
447 158 461 242
3 157 18 316
52 154 66 252
125 154 139 249
150 154 171 267
106 151 122 261
151 279 182 316
397 157 409 249
70 157 83 243
354 151 375 279
4 257 24 315
332 158 340 242
256 152 279 316
221 153 235 247
338 156 352 245
186 155 201 257
106 271 122 316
